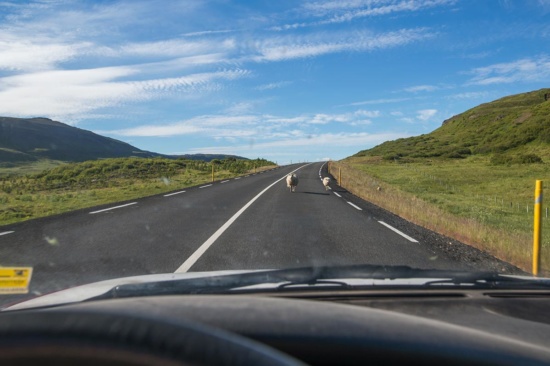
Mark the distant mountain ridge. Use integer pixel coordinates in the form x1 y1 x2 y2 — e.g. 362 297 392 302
0 117 163 163
355 88 550 160
0 117 248 164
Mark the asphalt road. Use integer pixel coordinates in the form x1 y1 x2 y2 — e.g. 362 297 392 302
0 162 520 308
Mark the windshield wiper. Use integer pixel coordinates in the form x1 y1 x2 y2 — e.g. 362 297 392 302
89 266 362 301
87 264 541 302
422 272 550 288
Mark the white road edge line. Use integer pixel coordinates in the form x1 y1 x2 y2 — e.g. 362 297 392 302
333 192 341 197
378 221 419 243
199 184 212 189
0 231 14 236
234 177 241 180
347 201 363 211
89 202 137 214
221 180 230 183
164 190 186 197
175 163 312 273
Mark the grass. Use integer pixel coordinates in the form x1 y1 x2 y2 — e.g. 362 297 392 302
329 156 550 273
0 157 276 226
357 88 550 161
0 159 66 177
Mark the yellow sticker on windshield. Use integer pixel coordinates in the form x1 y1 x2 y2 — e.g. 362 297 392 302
0 267 33 294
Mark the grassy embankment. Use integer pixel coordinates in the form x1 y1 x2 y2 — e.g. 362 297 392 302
329 157 550 273
0 157 276 226
330 89 550 273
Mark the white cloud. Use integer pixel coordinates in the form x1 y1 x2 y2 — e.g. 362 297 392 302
344 97 411 106
0 36 90 71
272 0 456 30
446 91 489 99
105 115 259 137
467 56 550 85
253 28 435 62
105 109 381 138
185 132 409 155
255 81 292 90
0 67 250 120
315 0 457 26
417 109 437 121
403 84 439 93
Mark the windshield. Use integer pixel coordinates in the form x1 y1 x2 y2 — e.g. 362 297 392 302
1 0 549 307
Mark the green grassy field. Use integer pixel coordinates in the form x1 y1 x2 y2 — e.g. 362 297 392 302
330 156 550 273
0 159 66 177
0 157 276 226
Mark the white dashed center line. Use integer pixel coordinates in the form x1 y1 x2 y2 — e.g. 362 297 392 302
164 190 186 197
378 221 418 243
347 201 363 211
89 202 137 214
176 164 312 273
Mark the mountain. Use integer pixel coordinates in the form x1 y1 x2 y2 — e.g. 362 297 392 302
0 117 164 163
0 117 252 166
355 88 550 161
172 154 249 162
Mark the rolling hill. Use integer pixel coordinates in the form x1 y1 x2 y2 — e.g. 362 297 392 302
0 117 163 163
355 88 550 162
0 117 248 166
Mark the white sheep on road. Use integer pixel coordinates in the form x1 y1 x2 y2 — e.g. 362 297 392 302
286 173 298 192
322 177 331 190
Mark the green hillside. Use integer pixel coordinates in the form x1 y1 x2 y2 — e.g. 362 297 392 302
0 156 276 225
0 116 164 163
356 88 550 162
335 88 550 272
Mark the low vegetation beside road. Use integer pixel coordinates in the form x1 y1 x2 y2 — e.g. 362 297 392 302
0 157 276 226
329 157 549 273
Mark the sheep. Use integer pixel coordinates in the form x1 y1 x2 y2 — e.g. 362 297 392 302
322 177 331 190
286 173 298 192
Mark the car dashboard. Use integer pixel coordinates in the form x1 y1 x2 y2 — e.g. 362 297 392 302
1 288 550 365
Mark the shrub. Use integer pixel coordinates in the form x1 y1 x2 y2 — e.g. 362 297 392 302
517 154 543 164
490 153 513 165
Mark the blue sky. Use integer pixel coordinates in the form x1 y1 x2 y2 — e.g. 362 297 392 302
1 0 550 163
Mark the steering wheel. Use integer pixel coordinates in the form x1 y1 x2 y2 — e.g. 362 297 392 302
0 309 304 366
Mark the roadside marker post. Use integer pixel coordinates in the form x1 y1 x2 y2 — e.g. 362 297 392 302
533 180 543 276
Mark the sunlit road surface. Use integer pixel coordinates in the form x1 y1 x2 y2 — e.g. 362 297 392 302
0 162 516 308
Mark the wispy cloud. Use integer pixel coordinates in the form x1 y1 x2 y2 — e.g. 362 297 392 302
417 109 438 121
255 81 292 90
314 0 457 26
343 97 411 106
0 67 250 120
105 109 381 138
253 28 435 62
446 91 489 99
185 132 409 160
0 35 90 71
467 55 550 85
403 84 440 93
272 0 457 31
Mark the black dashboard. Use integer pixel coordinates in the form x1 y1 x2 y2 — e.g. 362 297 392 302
1 290 550 365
